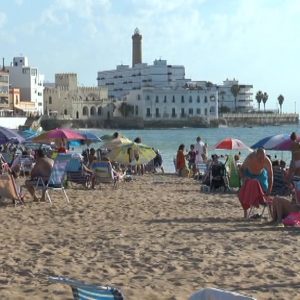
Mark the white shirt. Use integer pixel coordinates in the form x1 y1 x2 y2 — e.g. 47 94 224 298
195 140 205 163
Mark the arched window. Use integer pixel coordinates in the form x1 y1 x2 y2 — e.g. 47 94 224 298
98 107 102 116
83 106 88 116
90 106 96 116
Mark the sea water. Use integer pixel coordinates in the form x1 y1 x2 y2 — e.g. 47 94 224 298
78 124 300 173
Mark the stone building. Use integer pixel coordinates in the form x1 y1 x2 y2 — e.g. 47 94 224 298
44 73 114 121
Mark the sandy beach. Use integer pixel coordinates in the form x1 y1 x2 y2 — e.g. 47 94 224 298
0 174 299 299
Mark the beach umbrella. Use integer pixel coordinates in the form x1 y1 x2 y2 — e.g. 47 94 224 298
251 133 300 151
107 142 156 165
78 131 102 145
19 128 39 140
103 136 132 150
0 126 25 145
32 128 86 144
214 137 252 151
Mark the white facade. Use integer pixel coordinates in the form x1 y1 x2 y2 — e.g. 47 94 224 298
218 79 253 112
118 86 218 121
7 56 44 115
97 59 187 100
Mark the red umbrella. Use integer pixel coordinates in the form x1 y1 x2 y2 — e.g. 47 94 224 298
214 137 252 151
32 128 86 144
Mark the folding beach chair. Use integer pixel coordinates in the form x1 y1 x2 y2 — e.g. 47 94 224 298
292 176 300 203
0 173 24 206
66 156 92 189
238 179 272 219
48 276 124 300
91 161 118 188
35 154 71 204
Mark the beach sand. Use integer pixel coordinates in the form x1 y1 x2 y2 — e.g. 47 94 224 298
0 174 299 299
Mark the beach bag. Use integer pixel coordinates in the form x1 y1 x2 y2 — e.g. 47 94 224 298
282 212 300 227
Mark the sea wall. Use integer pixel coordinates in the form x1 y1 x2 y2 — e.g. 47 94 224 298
39 113 299 130
220 113 299 127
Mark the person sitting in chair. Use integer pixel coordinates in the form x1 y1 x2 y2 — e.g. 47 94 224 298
239 148 273 218
239 148 273 194
24 149 54 202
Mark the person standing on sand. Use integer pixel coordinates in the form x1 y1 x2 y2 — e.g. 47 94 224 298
194 136 205 164
176 144 189 177
289 132 300 178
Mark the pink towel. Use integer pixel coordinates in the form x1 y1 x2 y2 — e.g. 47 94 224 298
238 179 266 210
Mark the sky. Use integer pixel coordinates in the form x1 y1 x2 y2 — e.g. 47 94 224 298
1 0 299 113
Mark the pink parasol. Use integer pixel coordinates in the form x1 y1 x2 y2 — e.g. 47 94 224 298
32 128 86 144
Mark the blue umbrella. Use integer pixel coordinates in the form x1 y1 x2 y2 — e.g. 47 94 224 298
0 126 25 145
19 128 38 140
77 131 102 145
251 134 297 151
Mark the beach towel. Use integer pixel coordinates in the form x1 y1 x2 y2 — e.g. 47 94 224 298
189 287 256 300
238 179 266 210
282 212 300 227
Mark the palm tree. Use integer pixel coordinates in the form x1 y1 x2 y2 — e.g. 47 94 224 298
255 90 263 111
278 94 284 114
230 84 240 112
262 92 268 112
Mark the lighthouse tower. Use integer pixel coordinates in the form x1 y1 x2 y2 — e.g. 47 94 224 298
132 28 142 67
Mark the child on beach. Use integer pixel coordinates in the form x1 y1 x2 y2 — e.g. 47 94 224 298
187 144 196 176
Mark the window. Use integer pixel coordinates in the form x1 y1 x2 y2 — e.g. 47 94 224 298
205 108 207 115
83 106 88 116
164 95 167 103
197 95 200 103
196 108 201 114
189 108 193 115
155 96 159 103
146 108 151 117
181 96 184 103
189 96 193 103
137 94 141 100
204 96 207 103
135 105 138 115
98 107 102 115
172 95 175 103
146 95 150 100
181 108 185 117
49 96 52 104
172 108 176 117
155 108 160 117
64 109 67 115
90 106 96 116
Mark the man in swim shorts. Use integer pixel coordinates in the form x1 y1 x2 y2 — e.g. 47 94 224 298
239 148 273 194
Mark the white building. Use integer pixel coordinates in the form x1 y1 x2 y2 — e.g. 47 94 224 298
116 86 218 121
7 56 44 115
97 59 187 100
218 79 253 112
